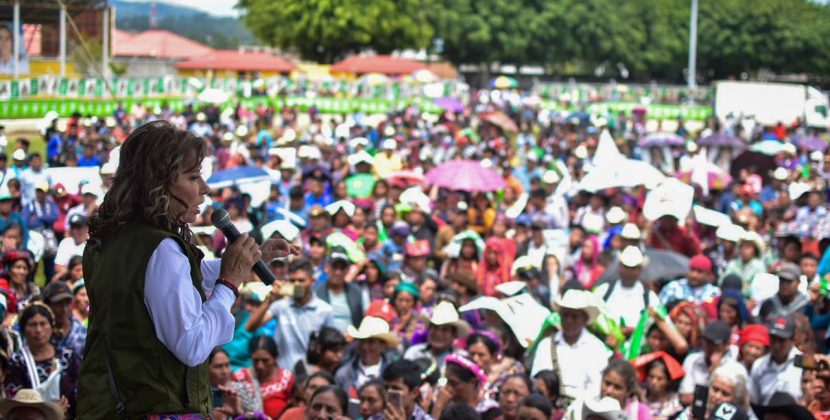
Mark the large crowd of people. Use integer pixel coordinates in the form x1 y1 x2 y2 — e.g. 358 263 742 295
0 90 828 420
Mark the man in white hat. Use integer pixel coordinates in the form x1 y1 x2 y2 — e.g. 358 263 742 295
711 223 743 276
593 246 659 332
403 301 470 368
760 167 789 203
541 169 569 230
335 317 400 396
531 290 611 402
373 138 402 179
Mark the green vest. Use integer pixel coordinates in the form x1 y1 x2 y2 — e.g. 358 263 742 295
77 222 210 419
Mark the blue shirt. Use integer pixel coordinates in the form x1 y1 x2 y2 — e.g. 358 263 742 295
268 295 335 370
77 155 102 167
46 133 62 162
658 278 721 306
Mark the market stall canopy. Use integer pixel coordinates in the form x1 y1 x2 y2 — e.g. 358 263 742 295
330 54 427 76
177 51 296 73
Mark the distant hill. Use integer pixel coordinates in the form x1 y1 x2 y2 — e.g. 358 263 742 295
112 0 205 19
111 0 258 50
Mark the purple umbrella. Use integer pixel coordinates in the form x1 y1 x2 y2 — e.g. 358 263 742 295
425 159 507 192
434 97 465 113
697 133 747 151
638 132 685 147
793 135 828 152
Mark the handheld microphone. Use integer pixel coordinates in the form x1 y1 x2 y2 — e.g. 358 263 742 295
211 208 277 285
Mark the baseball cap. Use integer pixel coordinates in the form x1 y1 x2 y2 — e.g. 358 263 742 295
702 320 733 345
329 246 350 264
68 214 88 228
689 255 713 273
775 262 801 282
768 315 795 339
42 281 73 304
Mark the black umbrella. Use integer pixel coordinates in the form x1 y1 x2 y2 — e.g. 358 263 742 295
594 248 690 287
729 151 776 185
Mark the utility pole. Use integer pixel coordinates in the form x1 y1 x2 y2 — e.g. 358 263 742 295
687 0 699 89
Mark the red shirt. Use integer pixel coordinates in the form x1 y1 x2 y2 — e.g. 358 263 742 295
232 367 294 419
648 225 702 257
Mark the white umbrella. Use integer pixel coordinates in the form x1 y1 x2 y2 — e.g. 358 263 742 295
578 158 666 192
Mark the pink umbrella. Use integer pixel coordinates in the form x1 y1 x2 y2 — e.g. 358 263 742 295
425 160 508 192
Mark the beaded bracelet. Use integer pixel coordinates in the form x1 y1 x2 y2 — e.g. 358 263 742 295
215 277 240 299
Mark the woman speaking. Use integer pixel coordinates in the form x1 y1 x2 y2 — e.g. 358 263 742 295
77 121 296 418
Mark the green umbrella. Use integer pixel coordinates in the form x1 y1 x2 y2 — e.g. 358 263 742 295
345 173 376 198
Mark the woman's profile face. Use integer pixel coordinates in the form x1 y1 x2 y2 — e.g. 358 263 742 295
70 263 84 281
168 163 209 224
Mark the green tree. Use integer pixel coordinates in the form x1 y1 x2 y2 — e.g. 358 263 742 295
236 0 433 63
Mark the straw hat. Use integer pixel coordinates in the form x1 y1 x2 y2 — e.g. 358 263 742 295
740 230 766 255
429 301 471 338
347 317 401 347
0 389 63 420
554 289 600 324
772 167 789 181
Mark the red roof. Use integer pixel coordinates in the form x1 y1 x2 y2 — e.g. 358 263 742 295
330 55 427 75
113 29 136 47
114 29 214 60
176 50 296 73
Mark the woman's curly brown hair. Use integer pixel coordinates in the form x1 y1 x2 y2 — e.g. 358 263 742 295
88 120 208 249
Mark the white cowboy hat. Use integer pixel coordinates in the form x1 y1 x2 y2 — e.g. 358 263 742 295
430 301 471 338
554 290 600 325
325 200 356 218
605 206 626 224
347 150 374 166
716 223 745 243
261 219 300 242
0 389 63 420
347 316 401 347
773 167 789 181
618 245 645 268
620 223 641 240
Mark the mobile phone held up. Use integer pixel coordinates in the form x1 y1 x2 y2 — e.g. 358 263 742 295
387 389 404 412
211 387 224 408
795 354 829 370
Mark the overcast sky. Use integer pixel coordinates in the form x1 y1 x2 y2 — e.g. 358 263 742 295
127 0 239 17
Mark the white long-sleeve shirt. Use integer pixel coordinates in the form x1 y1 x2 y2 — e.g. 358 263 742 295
144 238 234 367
